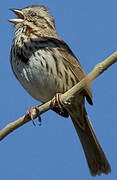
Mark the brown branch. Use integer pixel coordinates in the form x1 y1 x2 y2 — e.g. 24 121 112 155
0 51 117 141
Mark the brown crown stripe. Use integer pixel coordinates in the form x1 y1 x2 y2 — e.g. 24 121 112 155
27 14 54 30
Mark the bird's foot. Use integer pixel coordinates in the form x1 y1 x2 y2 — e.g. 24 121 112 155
26 106 42 126
51 93 64 114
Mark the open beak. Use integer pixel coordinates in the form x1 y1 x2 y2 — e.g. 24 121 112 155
9 9 24 24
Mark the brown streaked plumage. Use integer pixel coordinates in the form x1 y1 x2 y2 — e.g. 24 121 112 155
9 5 111 176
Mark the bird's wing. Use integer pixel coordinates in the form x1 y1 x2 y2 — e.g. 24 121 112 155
50 38 93 105
33 37 93 105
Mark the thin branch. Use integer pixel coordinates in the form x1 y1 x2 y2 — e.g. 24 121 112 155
0 51 117 141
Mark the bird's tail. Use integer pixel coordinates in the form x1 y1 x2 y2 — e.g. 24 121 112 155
69 104 111 176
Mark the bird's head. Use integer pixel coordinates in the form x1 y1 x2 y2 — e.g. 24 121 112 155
9 5 55 31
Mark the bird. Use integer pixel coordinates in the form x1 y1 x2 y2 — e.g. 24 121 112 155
9 5 111 176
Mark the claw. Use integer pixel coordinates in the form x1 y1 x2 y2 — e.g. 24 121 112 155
38 116 42 126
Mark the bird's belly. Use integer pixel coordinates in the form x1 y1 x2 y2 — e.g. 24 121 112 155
11 47 76 103
12 58 59 102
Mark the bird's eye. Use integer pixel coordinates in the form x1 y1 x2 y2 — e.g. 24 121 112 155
30 11 37 17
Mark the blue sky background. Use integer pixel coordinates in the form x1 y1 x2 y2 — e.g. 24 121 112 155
0 0 117 179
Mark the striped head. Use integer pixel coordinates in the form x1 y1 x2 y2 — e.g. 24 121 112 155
9 5 56 33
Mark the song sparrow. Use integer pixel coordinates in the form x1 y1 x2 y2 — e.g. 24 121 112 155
9 5 111 176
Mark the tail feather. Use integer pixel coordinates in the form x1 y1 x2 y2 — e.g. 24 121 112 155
70 107 111 176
